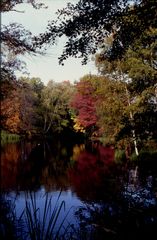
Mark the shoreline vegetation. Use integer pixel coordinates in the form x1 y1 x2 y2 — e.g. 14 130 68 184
1 130 20 145
1 130 157 159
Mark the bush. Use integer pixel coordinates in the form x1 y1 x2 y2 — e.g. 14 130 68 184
114 149 127 163
130 152 139 162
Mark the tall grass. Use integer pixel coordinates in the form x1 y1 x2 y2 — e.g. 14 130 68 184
23 192 70 240
0 194 21 240
1 192 76 240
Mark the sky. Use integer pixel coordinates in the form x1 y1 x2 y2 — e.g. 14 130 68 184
2 0 97 84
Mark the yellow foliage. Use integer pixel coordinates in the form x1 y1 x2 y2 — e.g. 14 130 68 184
72 117 85 133
72 144 85 161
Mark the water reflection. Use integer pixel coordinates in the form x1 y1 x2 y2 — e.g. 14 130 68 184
124 167 157 208
1 140 73 192
1 141 36 190
1 140 157 239
68 144 120 201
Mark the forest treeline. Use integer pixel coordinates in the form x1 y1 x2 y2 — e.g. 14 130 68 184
1 34 157 151
1 0 157 152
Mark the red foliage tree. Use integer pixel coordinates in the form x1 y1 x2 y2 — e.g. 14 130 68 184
71 78 97 132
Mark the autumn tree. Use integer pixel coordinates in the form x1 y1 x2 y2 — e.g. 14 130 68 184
1 0 46 135
71 75 99 137
1 81 21 133
94 78 128 145
1 77 40 135
70 74 128 141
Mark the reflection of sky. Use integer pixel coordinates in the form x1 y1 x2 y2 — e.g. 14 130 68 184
2 0 97 84
7 187 85 234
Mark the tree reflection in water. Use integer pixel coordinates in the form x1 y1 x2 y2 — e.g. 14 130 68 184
1 140 73 192
1 140 157 239
68 144 123 201
69 144 157 239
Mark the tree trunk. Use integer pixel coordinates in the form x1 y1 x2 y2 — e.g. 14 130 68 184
125 84 139 156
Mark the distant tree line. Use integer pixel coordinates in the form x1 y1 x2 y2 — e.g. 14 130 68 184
1 77 75 137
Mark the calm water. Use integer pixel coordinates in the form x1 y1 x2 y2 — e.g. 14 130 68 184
1 139 157 239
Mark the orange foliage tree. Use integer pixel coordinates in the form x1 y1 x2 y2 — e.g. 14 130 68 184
1 79 37 135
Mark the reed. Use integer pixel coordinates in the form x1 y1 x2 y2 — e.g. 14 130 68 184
1 192 76 240
18 191 74 240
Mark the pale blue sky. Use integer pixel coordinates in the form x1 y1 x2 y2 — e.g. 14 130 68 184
2 0 97 84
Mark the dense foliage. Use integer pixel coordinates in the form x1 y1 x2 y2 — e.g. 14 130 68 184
1 0 46 88
36 0 157 64
1 78 75 137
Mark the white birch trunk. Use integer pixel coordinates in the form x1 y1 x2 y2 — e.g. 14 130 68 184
125 84 139 156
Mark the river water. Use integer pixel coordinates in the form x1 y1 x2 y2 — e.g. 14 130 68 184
1 138 157 239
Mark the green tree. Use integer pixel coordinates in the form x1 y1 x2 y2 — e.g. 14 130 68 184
94 77 128 146
36 0 156 64
41 80 74 134
18 80 37 135
95 27 157 150
18 77 45 135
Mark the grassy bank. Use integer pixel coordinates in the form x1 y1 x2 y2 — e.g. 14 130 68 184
1 130 20 145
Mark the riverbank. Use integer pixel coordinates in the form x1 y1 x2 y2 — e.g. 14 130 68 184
1 130 20 145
